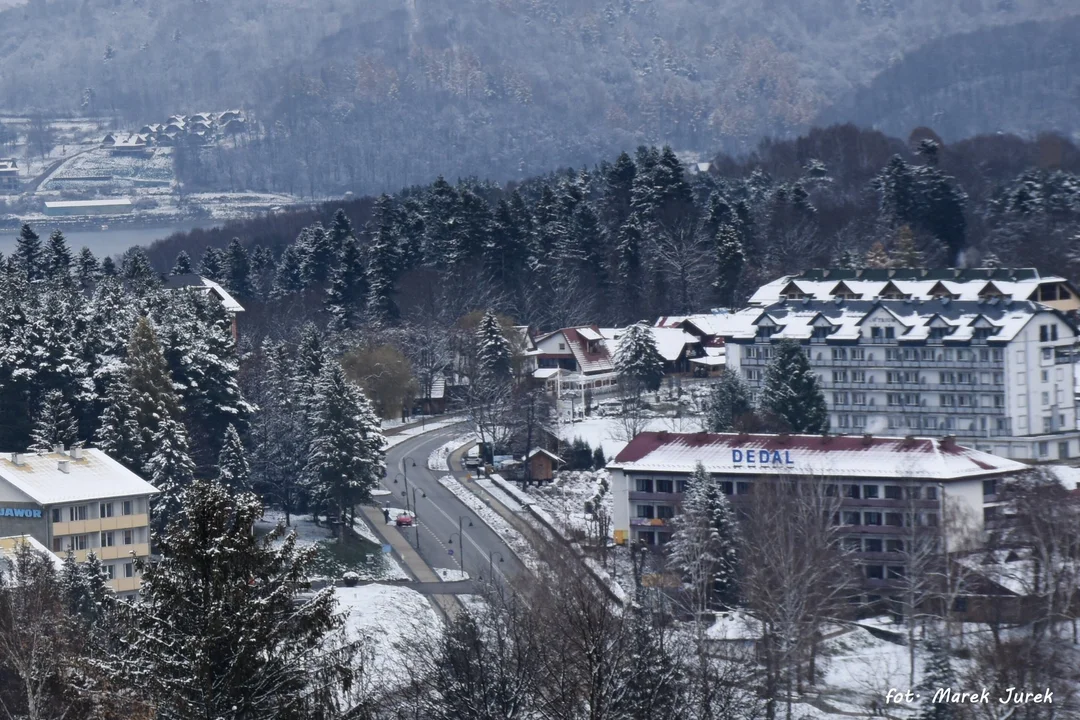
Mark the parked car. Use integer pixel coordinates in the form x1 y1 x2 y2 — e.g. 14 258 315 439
395 513 414 527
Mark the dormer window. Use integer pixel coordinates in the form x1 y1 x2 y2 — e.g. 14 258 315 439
929 327 950 341
870 326 895 340
757 325 778 339
878 281 909 300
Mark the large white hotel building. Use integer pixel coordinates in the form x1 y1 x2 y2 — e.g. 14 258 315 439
715 268 1080 461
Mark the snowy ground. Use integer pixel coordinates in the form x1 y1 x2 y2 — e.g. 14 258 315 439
436 474 539 571
560 416 695 460
427 433 476 471
517 470 614 542
255 510 407 582
433 567 470 582
334 583 442 692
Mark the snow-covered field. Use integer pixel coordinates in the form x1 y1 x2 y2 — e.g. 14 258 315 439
436 474 539 571
427 433 476 471
516 470 613 541
433 567 470 581
560 416 693 460
335 583 442 691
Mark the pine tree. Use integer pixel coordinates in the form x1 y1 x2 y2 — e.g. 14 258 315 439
121 479 358 719
94 378 144 471
326 234 367 332
615 322 664 393
171 250 194 275
223 236 254 297
865 241 891 268
706 371 754 432
44 229 73 282
295 322 325 411
329 208 353 249
121 246 159 294
126 316 181 454
271 243 305 298
199 246 225 281
615 219 645 324
917 639 956 720
303 363 385 533
366 207 400 326
76 247 100 290
894 225 923 267
713 223 745 308
101 256 117 277
668 462 740 611
474 309 513 382
249 244 275 297
300 222 335 287
145 409 196 535
29 389 79 452
761 340 829 433
216 424 250 491
615 590 684 720
14 223 42 280
252 340 307 526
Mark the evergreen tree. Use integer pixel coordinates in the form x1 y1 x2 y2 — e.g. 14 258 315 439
146 409 196 535
366 199 401 326
894 225 923 267
706 371 754 432
300 222 335 287
761 341 829 433
270 244 305 298
592 446 606 470
94 378 144 471
14 223 42 280
295 322 326 411
216 424 250 491
615 219 645 324
76 247 100 290
865 241 891 268
713 223 745 308
303 363 385 533
614 591 684 720
474 309 513 382
249 244 275 297
615 322 664 393
121 479 359 720
171 250 194 275
326 234 367 332
917 639 956 720
329 208 353 249
44 229 73 282
223 236 254 297
101 256 117 277
667 462 740 611
252 340 307 526
121 246 159 294
126 316 181 453
29 389 79 452
199 246 225 281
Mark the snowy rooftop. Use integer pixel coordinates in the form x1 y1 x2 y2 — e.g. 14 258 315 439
0 449 159 505
717 298 1067 344
610 432 1027 480
606 326 698 363
44 199 133 209
750 268 1074 306
0 535 64 571
534 327 614 375
162 273 245 312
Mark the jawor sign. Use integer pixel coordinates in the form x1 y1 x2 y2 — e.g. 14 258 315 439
0 507 43 518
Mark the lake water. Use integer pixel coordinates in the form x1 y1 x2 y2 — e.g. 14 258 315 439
0 222 218 257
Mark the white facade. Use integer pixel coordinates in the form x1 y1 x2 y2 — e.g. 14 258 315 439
720 297 1079 460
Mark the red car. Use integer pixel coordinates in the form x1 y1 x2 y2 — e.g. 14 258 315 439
395 513 414 527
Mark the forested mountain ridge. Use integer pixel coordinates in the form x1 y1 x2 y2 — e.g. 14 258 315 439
819 15 1080 141
1 0 1077 194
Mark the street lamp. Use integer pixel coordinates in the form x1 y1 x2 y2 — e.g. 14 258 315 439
409 488 426 551
392 472 411 514
485 550 504 582
447 515 473 572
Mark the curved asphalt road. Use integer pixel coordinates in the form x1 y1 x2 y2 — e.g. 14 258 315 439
381 425 528 588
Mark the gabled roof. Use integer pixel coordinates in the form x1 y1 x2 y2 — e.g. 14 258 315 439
0 449 158 505
877 280 908 299
829 280 862 298
162 274 245 313
527 448 562 463
0 535 64 572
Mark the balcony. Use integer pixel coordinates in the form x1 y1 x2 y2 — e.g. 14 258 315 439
53 513 149 536
629 491 683 502
630 517 670 528
62 543 150 564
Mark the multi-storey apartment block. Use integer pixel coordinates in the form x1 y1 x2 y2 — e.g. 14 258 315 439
609 431 1026 599
719 294 1078 460
0 447 157 598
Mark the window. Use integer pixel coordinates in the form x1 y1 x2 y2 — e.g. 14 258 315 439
51 508 61 523
1043 348 1053 362
69 506 88 522
852 392 866 405
833 392 849 405
983 479 997 497
993 372 1003 385
887 566 906 579
558 342 566 351
836 414 851 429
992 349 1003 362
124 563 134 578
831 348 847 361
105 564 115 580
657 532 672 545
123 529 133 545
885 513 903 527
925 513 939 527
70 535 88 551
925 487 938 500
863 485 879 499
99 502 113 518
635 478 654 493
52 537 63 552
655 479 673 494
866 565 884 580
979 349 989 363
921 348 935 360
1042 392 1050 406
832 371 848 383
736 482 751 495
983 507 999 522
864 539 883 553
887 371 903 384
100 531 114 547
884 485 902 500
745 369 762 382
940 394 955 407
1038 441 1050 457
886 539 904 553
852 415 867 429
939 371 954 384
1041 370 1049 383
675 480 688 494
122 500 133 516
656 506 675 520
843 512 861 526
843 538 862 552
825 484 838 497
864 512 883 526
850 349 865 360
720 481 733 495
1042 417 1053 434
886 348 901 361
844 484 860 499
636 505 655 519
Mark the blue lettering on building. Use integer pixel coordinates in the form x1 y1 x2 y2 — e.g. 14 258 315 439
731 450 795 465
0 507 43 518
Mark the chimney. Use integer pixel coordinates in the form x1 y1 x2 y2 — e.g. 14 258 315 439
861 434 873 446
940 435 956 450
70 447 83 460
57 460 70 474
820 432 831 445
657 431 669 441
903 435 916 447
9 452 23 466
778 433 790 445
52 444 63 454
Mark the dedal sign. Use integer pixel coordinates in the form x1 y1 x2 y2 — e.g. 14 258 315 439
0 507 43 518
732 449 795 465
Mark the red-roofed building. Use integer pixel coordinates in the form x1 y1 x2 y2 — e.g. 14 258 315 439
608 431 1028 598
532 326 617 392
